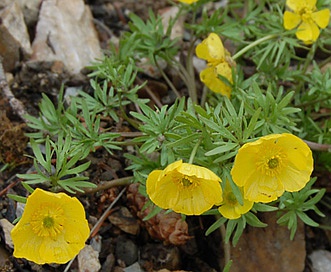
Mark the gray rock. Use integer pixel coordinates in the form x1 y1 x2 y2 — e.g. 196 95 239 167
123 262 144 272
115 236 138 267
309 250 331 272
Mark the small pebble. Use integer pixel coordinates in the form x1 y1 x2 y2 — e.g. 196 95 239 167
309 249 331 272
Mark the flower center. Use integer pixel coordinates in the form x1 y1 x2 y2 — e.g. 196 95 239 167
225 192 237 205
181 177 193 187
299 7 314 22
43 216 55 228
30 203 65 237
267 157 279 169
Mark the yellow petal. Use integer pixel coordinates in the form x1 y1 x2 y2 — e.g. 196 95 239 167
146 161 223 215
218 198 253 219
178 0 198 3
148 170 181 210
162 160 183 175
200 180 223 206
146 170 163 200
200 67 232 98
283 11 301 30
279 164 311 192
278 133 313 171
231 143 261 187
216 62 233 83
11 188 89 264
305 0 317 10
234 198 254 216
231 133 313 203
173 185 212 215
243 173 284 203
11 223 46 264
286 0 316 11
312 9 330 29
218 205 240 219
296 21 320 43
177 162 221 182
196 33 225 62
218 183 253 219
39 235 80 264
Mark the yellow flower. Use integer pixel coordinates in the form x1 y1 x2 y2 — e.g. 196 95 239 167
283 0 330 44
231 133 313 203
218 181 253 220
146 160 223 215
11 188 90 265
196 33 234 98
178 0 198 4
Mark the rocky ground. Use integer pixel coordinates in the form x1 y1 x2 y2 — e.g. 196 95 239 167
1 0 331 271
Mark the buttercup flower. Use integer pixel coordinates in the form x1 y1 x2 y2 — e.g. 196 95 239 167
146 160 223 215
178 0 198 4
283 0 330 44
11 188 90 265
196 33 234 98
218 181 253 219
231 133 313 203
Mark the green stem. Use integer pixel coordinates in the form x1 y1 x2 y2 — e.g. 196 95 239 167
153 55 182 99
82 176 133 195
118 92 140 129
302 43 317 74
184 7 198 104
177 61 196 102
185 38 198 104
295 43 316 93
221 224 231 267
188 137 202 164
232 34 279 60
200 85 208 106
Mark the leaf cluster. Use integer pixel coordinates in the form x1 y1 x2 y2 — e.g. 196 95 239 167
128 9 179 64
17 136 95 193
277 178 325 239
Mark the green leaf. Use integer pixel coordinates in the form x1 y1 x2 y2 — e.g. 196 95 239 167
243 107 261 140
166 134 200 148
276 212 292 225
21 182 35 194
225 219 236 243
143 205 163 221
223 260 233 272
244 212 267 227
253 203 278 212
205 143 239 156
297 211 319 227
205 216 227 236
232 218 245 246
277 91 294 109
7 194 27 203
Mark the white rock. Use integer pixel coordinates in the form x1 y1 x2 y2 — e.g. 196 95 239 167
160 6 185 40
0 218 14 249
78 244 101 272
31 0 102 75
309 249 331 272
0 2 32 71
16 0 42 26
